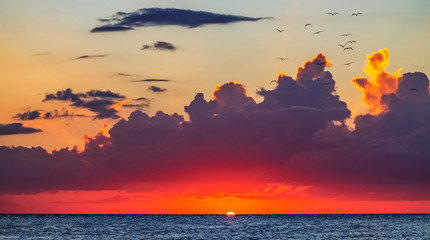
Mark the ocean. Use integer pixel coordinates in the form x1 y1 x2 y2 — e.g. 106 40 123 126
1 214 429 239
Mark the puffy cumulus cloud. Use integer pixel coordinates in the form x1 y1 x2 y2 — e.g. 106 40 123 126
0 123 42 135
184 93 216 123
257 53 349 122
91 8 269 33
352 48 402 114
1 52 430 202
212 81 256 113
352 50 430 138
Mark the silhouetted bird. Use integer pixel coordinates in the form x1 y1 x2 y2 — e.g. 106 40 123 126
270 80 278 84
305 23 312 28
277 57 288 61
343 47 353 51
323 82 331 85
315 61 326 66
346 40 357 44
338 44 346 48
326 12 339 15
410 88 417 91
344 62 354 65
341 33 352 36
313 31 324 35
276 29 286 33
351 13 362 16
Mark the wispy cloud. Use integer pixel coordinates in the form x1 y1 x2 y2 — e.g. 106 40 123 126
141 41 176 51
43 88 125 119
132 79 171 82
91 8 269 33
147 86 167 93
76 54 106 60
0 123 42 135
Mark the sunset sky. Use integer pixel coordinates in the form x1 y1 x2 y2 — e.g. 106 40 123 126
1 0 430 213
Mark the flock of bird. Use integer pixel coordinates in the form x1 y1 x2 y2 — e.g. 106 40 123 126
275 12 363 68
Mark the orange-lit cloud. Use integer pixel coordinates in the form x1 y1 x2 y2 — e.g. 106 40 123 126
81 124 111 152
110 99 132 110
352 48 402 114
212 81 255 112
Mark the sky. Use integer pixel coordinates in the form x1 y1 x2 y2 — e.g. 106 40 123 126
0 0 430 214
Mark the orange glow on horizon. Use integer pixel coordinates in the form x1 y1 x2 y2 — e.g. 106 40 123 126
1 189 430 214
1 182 429 214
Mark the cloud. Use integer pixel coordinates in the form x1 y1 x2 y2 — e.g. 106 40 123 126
32 52 51 57
91 8 269 33
76 55 106 60
13 109 86 121
14 110 41 121
132 79 171 82
351 48 402 114
115 73 132 77
0 123 42 135
1 51 429 202
352 49 430 138
141 41 176 51
147 86 167 93
42 88 130 119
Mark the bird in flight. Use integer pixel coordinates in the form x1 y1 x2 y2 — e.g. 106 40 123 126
276 29 287 33
305 23 312 28
343 47 353 51
344 62 354 65
277 57 288 61
341 33 352 36
351 13 362 16
315 61 326 66
410 88 417 91
326 12 339 16
270 80 278 84
346 40 357 44
338 44 346 48
313 31 324 35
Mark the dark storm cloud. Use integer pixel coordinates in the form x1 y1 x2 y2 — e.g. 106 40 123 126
76 54 106 60
42 88 126 119
132 79 171 82
0 123 42 135
1 52 429 201
91 8 269 33
147 86 167 93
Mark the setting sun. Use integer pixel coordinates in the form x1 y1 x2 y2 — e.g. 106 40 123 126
226 211 236 217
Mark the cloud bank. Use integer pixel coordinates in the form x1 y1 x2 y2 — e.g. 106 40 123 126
91 8 268 33
1 50 429 201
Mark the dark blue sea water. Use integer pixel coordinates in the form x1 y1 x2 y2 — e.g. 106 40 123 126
1 214 429 239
